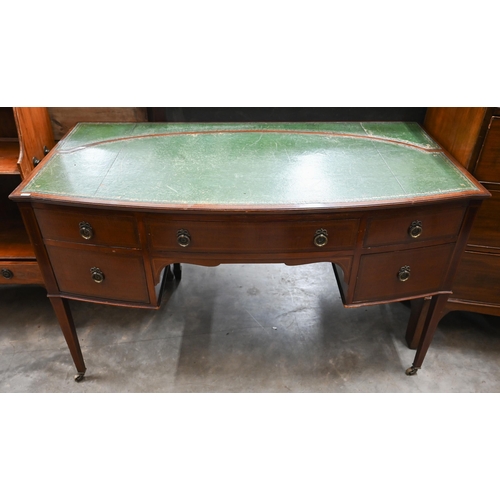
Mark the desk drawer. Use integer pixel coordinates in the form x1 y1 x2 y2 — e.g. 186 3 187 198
0 260 43 285
146 217 359 254
34 206 140 248
364 205 465 248
45 244 149 303
353 243 454 303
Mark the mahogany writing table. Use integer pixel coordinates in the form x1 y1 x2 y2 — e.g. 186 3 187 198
10 122 490 381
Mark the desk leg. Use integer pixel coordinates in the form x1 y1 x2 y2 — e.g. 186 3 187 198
49 297 86 382
406 294 448 376
405 297 430 349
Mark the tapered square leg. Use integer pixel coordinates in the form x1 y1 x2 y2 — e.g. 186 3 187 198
406 294 449 375
49 297 86 380
405 297 431 349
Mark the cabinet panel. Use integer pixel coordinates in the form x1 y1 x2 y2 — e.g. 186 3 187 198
13 107 55 180
451 251 500 304
424 108 487 169
0 140 19 174
467 187 500 249
473 117 500 182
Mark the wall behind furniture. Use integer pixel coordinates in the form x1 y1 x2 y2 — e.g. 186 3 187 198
147 108 428 123
45 107 428 139
48 107 148 140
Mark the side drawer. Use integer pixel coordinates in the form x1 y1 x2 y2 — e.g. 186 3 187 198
45 244 149 304
34 206 140 248
146 217 359 254
364 205 466 248
0 260 43 285
353 243 455 303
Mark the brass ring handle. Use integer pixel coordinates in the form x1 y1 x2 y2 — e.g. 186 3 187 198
313 228 328 247
79 221 94 240
177 229 191 247
398 265 411 282
1 269 14 279
408 220 422 238
90 267 105 283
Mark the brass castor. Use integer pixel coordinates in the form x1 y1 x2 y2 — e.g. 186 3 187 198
405 366 419 376
74 372 85 382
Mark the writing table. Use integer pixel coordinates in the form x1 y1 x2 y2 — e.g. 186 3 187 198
10 122 490 381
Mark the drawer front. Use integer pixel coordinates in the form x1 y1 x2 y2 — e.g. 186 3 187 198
364 205 466 248
34 206 140 248
451 251 500 304
353 244 455 303
467 187 500 249
473 116 500 183
147 218 359 254
0 260 43 285
45 245 149 303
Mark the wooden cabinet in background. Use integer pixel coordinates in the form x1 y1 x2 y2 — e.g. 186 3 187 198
0 107 55 287
406 107 500 347
1 107 149 288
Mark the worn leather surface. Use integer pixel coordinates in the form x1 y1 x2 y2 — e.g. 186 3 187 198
22 122 480 206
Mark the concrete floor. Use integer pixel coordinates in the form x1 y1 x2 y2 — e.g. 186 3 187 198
1 262 499 392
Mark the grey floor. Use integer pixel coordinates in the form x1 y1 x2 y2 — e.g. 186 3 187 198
1 262 499 392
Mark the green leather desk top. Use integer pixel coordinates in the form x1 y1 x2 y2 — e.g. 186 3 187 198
18 122 483 209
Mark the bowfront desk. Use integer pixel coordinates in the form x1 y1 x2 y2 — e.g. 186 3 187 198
10 122 490 381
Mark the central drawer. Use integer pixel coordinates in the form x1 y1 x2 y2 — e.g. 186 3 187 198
45 244 150 304
145 217 360 254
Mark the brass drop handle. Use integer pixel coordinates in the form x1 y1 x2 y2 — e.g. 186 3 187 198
313 228 328 247
408 220 422 238
1 269 14 279
79 221 94 240
398 265 411 282
90 267 105 283
177 229 191 247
